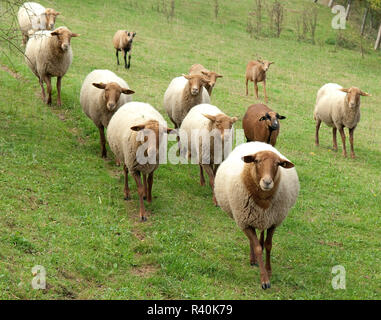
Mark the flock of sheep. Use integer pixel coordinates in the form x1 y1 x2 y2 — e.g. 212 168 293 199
17 2 371 290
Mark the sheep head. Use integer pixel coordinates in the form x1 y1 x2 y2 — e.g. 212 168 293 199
183 74 210 96
45 8 60 30
258 60 274 72
131 120 175 162
125 31 136 43
242 151 294 192
203 113 237 141
92 82 134 111
50 27 80 51
259 111 286 131
340 87 371 109
201 71 223 89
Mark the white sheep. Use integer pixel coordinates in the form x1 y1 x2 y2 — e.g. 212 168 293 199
25 26 79 106
18 2 60 45
80 69 135 159
179 104 237 204
314 83 371 158
164 75 211 129
107 102 174 221
214 142 299 290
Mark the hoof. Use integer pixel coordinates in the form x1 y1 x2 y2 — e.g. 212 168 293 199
261 282 271 290
140 216 147 222
250 262 258 267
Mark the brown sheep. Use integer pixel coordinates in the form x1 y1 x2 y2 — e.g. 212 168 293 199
245 59 274 103
112 30 136 69
242 104 286 146
189 64 223 96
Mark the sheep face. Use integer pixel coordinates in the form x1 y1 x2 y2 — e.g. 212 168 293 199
50 27 80 52
201 71 223 89
243 151 294 192
92 82 134 111
203 113 238 141
259 111 286 131
45 9 60 30
125 31 136 44
183 74 210 96
340 87 371 109
131 120 174 161
258 60 274 72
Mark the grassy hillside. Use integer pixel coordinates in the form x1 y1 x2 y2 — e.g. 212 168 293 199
0 0 380 299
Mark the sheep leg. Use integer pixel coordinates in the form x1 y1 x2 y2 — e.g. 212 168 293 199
338 127 347 157
99 125 107 158
142 174 147 200
123 165 130 200
132 171 147 222
245 78 249 96
123 50 128 69
116 49 120 65
127 52 131 69
332 127 338 151
263 80 268 103
56 76 62 107
249 241 257 266
43 75 52 105
22 34 28 46
147 172 154 203
243 227 271 290
254 81 259 100
199 165 205 186
349 128 355 159
203 164 217 206
315 119 321 146
39 77 46 102
264 226 275 278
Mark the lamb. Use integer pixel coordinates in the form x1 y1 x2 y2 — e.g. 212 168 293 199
314 83 371 158
214 142 299 290
112 30 136 69
107 102 174 221
164 75 211 129
18 2 60 45
189 64 223 96
80 70 135 159
179 104 237 204
245 59 274 103
25 26 79 106
242 104 286 146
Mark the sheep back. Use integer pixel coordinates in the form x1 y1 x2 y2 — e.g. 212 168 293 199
107 102 167 174
214 142 299 231
80 69 132 128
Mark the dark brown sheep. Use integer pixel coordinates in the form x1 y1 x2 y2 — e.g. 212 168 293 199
242 104 286 146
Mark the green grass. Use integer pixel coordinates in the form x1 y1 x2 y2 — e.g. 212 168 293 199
0 0 380 299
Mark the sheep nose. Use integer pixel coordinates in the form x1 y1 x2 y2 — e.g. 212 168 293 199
107 103 115 110
260 178 274 190
191 88 199 95
61 44 69 51
49 23 54 29
271 122 279 130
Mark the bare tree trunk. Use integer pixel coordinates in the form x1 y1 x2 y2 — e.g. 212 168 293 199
328 0 334 8
361 7 368 36
375 23 381 50
345 0 352 21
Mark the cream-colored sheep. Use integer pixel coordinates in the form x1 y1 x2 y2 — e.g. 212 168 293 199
179 104 237 204
164 75 211 129
18 2 60 45
214 142 299 290
25 27 79 106
80 69 135 158
314 83 371 158
107 102 174 221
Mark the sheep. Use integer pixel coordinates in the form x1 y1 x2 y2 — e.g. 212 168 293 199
112 30 136 69
107 102 174 221
25 26 79 106
189 64 223 96
214 141 299 290
179 104 237 204
164 74 211 129
18 2 60 45
245 59 274 103
242 104 286 146
80 70 135 159
314 83 371 158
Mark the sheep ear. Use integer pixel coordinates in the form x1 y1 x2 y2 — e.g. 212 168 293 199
203 114 216 122
230 116 238 123
92 83 106 89
276 114 286 120
122 88 135 95
270 61 275 65
278 159 294 169
340 88 350 93
133 32 136 37
51 31 59 36
360 91 371 97
216 74 223 78
182 74 191 80
242 155 256 163
131 124 146 132
201 71 210 76
55 12 60 16
71 33 80 37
